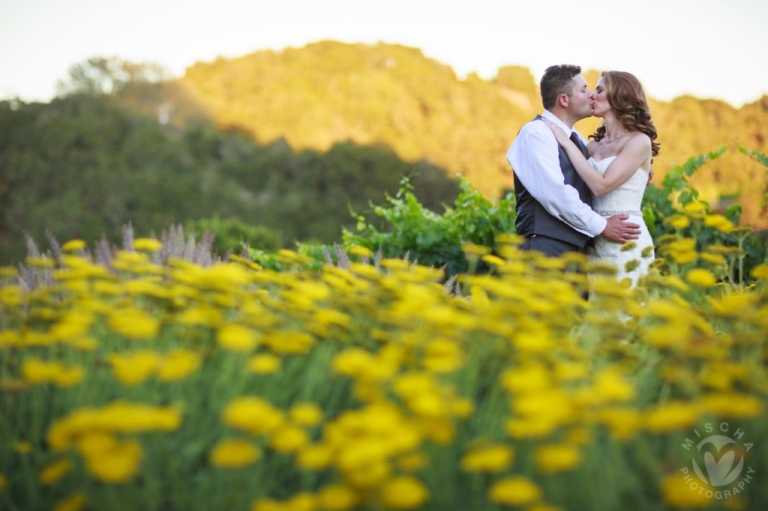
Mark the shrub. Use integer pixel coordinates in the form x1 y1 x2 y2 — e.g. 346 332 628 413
342 178 516 277
186 216 281 256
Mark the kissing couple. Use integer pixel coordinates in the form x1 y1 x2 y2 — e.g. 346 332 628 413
507 64 661 287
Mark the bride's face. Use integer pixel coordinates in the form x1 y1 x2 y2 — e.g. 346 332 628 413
592 77 611 117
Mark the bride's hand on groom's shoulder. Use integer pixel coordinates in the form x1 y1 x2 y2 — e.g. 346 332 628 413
540 119 570 146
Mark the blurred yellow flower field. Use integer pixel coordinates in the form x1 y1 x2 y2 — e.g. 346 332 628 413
1 224 767 511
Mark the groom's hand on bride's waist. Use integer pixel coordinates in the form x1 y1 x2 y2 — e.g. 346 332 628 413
600 215 642 243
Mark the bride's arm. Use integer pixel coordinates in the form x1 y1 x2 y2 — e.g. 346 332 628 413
543 121 650 196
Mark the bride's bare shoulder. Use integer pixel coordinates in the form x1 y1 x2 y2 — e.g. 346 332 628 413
628 132 651 147
622 132 651 155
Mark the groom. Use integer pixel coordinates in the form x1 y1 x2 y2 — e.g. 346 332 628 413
507 64 641 257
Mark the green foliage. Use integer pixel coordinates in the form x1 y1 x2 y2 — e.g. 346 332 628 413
186 217 281 256
0 80 460 264
642 146 767 281
56 57 169 97
343 178 516 277
740 147 768 207
642 147 729 237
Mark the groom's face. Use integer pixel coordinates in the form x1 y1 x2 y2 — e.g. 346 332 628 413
567 74 594 120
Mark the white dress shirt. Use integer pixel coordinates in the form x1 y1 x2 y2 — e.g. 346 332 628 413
506 110 607 237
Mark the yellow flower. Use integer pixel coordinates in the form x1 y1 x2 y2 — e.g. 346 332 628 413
660 473 712 508
332 348 378 378
133 238 163 252
670 250 698 265
644 402 701 433
686 268 716 287
264 331 315 355
596 408 641 440
217 324 259 352
496 233 524 245
462 242 492 256
683 202 707 218
501 364 550 394
290 403 323 427
407 390 447 418
248 354 281 374
176 306 223 328
482 254 506 267
277 249 312 265
270 425 310 453
21 359 84 388
593 368 636 402
314 308 352 329
535 443 582 474
703 214 735 233
39 459 73 486
210 439 261 468
13 441 32 453
461 444 514 472
0 473 7 490
223 396 284 435
422 340 464 373
397 452 427 472
61 239 86 252
102 402 182 433
450 398 475 418
109 351 160 386
348 246 372 258
26 256 55 268
343 459 391 488
108 308 160 340
489 476 542 506
751 263 768 280
317 484 359 510
284 493 316 511
380 476 429 509
52 492 86 511
157 349 201 382
664 215 690 230
700 252 727 266
554 361 589 382
700 393 763 419
76 432 118 458
85 438 143 483
251 498 282 511
71 337 98 351
0 266 19 278
297 444 334 470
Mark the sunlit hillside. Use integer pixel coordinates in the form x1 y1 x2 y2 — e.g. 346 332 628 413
180 41 768 227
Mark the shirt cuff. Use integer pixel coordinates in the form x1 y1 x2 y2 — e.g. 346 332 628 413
584 215 608 238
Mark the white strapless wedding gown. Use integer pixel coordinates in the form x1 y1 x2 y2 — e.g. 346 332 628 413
588 156 655 287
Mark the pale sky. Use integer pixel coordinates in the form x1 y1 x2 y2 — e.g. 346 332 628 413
1 0 766 107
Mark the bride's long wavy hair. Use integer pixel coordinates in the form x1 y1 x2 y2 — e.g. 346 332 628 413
590 71 660 160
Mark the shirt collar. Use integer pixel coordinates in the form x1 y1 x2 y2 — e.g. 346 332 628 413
542 110 575 136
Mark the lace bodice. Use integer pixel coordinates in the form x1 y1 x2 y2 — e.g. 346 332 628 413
589 156 649 216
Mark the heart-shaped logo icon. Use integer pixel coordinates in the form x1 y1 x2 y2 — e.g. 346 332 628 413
692 435 744 487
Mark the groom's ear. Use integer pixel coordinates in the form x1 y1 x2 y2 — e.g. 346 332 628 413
557 93 570 109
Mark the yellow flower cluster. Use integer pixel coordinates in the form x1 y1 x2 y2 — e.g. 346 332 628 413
0 235 766 510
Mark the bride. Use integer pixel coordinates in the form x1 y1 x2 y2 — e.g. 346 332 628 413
543 71 660 286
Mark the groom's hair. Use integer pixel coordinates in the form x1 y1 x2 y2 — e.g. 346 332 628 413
540 65 582 110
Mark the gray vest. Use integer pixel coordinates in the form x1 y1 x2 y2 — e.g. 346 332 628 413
514 116 595 247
